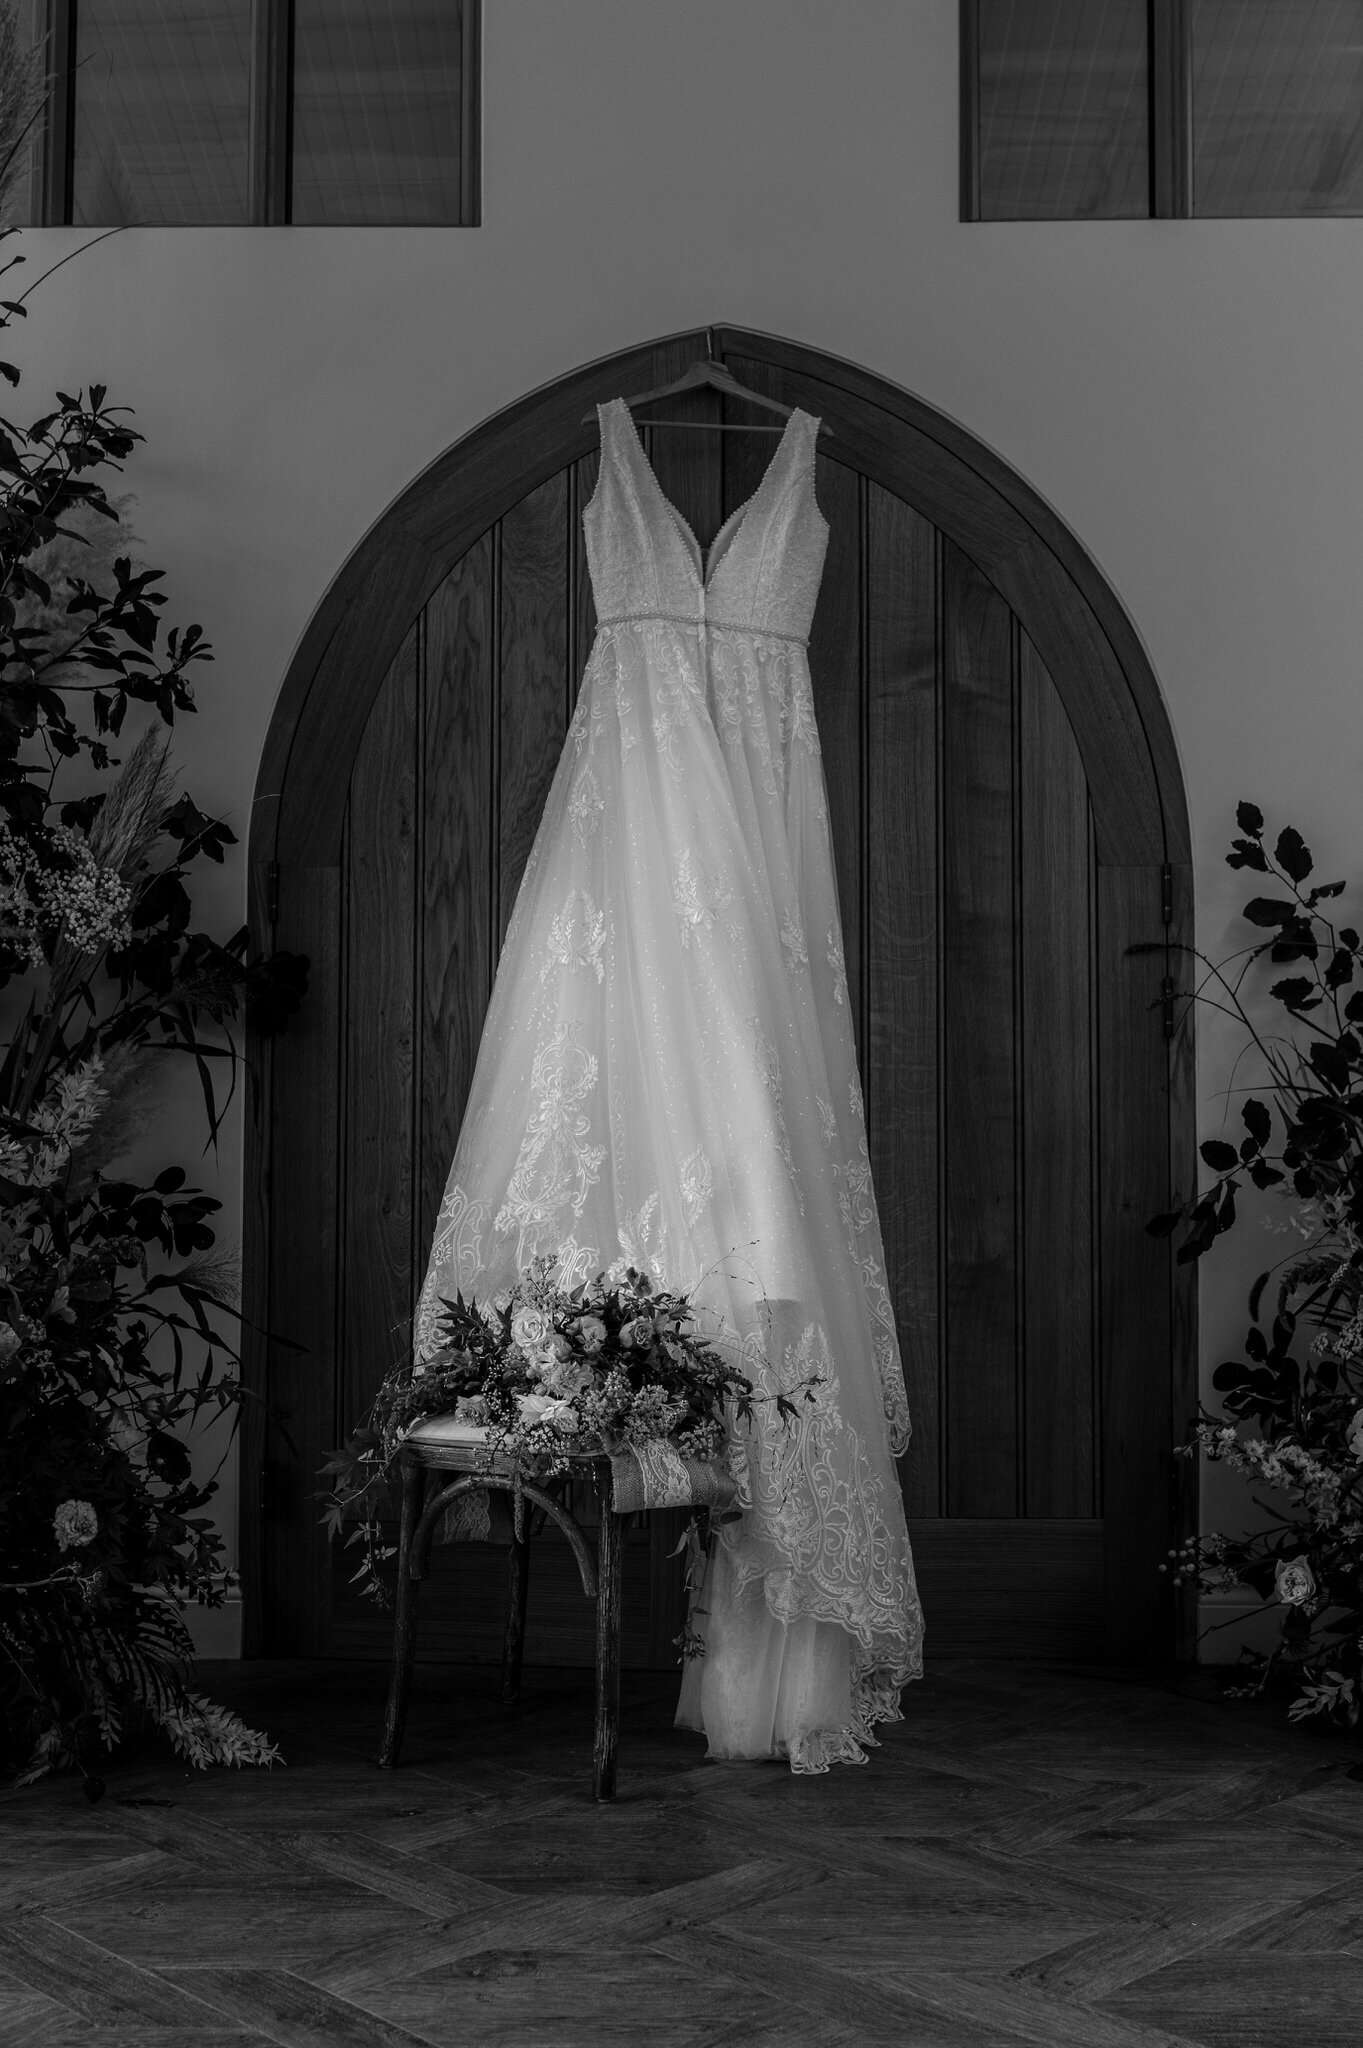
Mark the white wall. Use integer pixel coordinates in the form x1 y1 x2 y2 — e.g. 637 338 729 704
15 0 1363 1656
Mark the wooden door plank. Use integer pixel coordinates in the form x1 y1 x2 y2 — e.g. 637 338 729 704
417 540 496 1271
497 474 570 938
866 488 941 1518
1019 637 1097 1517
340 633 419 1435
263 865 342 1655
941 542 1020 1516
1097 864 1176 1659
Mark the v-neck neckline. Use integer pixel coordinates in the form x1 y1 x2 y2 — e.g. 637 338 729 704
609 397 807 593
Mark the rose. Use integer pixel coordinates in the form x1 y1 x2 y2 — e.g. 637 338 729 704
53 1499 99 1552
515 1392 579 1433
1275 1557 1317 1608
1347 1407 1363 1460
454 1394 487 1424
619 1316 654 1350
511 1305 553 1353
576 1315 607 1353
542 1359 594 1401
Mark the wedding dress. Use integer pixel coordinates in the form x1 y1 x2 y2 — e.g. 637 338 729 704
413 396 923 1771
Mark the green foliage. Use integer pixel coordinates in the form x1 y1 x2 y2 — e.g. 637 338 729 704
1153 807 1363 1727
0 223 303 1789
322 1255 773 1608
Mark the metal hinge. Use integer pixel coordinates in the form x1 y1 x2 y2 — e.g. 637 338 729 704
1161 861 1174 927
266 859 280 925
1161 974 1177 1040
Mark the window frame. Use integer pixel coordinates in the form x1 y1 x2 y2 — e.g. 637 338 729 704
959 0 1192 223
32 0 481 227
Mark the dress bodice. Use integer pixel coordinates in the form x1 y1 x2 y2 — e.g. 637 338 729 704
584 397 829 644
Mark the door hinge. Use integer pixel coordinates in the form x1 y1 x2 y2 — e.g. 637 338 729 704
1161 973 1177 1040
266 859 280 926
1161 861 1174 926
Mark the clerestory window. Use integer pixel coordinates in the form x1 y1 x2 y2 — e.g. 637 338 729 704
962 0 1363 220
11 0 480 226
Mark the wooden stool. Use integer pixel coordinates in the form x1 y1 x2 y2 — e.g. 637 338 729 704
377 1427 632 1801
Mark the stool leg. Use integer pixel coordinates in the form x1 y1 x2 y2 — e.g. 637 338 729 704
379 1458 424 1768
592 1467 623 1802
501 1516 531 1705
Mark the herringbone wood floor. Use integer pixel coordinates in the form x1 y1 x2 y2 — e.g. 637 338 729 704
2 1655 1362 2046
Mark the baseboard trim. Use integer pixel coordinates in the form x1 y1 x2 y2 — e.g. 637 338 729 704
1196 1588 1282 1664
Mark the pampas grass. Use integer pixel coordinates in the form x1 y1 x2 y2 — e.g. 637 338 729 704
87 722 177 885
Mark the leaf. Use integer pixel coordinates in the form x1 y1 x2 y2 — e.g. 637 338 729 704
1243 898 1297 927
1226 838 1269 872
1248 1161 1285 1191
1275 826 1313 883
0 361 18 387
1200 1139 1239 1172
1241 1098 1272 1149
1269 976 1315 1010
1237 801 1264 837
1145 1211 1182 1238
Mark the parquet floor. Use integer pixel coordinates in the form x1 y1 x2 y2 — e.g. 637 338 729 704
2 1655 1362 2047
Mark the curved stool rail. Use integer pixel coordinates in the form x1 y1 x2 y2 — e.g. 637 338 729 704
378 1448 637 1801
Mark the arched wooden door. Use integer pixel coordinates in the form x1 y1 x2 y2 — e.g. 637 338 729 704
243 328 1195 1667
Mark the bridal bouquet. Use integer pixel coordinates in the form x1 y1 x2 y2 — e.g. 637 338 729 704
323 1256 763 1603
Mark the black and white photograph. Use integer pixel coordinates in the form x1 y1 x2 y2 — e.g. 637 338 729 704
2 4 1362 2042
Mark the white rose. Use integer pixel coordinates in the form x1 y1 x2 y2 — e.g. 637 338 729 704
511 1305 552 1353
515 1392 579 1433
576 1315 607 1353
619 1316 654 1350
1347 1407 1363 1460
1275 1557 1317 1608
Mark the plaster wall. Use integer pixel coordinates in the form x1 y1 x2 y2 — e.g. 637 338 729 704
13 0 1362 1657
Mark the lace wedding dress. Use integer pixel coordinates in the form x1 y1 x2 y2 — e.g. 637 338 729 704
413 396 923 1771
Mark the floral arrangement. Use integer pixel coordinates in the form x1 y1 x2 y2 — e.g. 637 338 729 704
324 1255 764 1606
0 198 305 1791
1152 805 1363 1727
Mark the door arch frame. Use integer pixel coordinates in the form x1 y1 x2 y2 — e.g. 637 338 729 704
241 325 1196 1659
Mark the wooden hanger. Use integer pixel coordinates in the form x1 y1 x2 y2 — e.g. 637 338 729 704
584 345 829 436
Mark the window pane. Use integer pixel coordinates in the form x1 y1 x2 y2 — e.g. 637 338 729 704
291 0 467 226
976 0 1149 220
1193 0 1363 215
2 0 46 228
72 0 251 225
